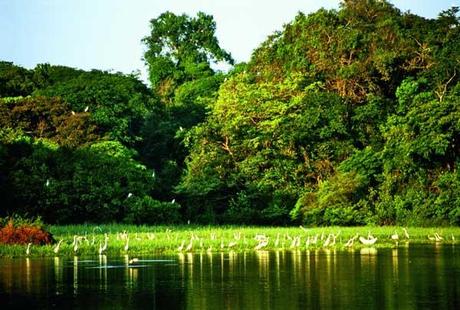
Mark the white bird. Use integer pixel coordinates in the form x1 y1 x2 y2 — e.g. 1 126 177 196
391 232 399 242
178 240 185 252
402 228 410 239
255 238 269 250
99 234 108 254
185 238 193 252
179 126 184 131
359 235 377 245
274 233 280 248
26 242 32 255
171 199 175 204
129 258 139 264
345 234 359 248
84 106 89 112
323 234 332 247
45 179 50 187
127 193 133 198
73 239 79 253
53 240 63 254
71 111 76 115
151 170 155 178
434 233 443 242
124 236 129 252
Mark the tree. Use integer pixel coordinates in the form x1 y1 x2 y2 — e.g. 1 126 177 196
143 11 233 103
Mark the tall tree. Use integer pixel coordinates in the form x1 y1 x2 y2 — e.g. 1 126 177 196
143 11 233 103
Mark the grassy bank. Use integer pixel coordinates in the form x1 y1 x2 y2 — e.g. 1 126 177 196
1 225 459 257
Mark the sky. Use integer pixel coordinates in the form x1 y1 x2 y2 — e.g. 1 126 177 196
0 0 458 83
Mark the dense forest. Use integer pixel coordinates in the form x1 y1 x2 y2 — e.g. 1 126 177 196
1 0 459 226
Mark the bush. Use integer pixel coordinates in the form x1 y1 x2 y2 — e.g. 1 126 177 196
124 196 182 225
0 215 54 245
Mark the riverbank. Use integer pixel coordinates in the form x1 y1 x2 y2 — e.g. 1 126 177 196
0 225 459 257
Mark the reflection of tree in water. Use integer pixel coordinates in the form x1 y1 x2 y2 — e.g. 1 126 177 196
0 247 459 308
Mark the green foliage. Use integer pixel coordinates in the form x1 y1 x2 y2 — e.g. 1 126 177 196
0 61 34 97
123 196 182 225
143 11 233 103
34 69 152 144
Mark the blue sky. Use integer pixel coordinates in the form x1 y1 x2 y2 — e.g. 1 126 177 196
0 0 457 82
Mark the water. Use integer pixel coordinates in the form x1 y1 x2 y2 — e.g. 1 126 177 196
1 245 459 309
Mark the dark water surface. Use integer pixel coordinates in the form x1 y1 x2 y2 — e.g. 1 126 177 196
1 245 459 309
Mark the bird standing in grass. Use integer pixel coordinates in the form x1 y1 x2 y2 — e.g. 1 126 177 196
403 228 410 239
26 242 32 256
53 240 63 254
359 232 377 245
124 236 129 252
73 238 79 253
255 238 269 250
391 232 399 245
178 240 185 252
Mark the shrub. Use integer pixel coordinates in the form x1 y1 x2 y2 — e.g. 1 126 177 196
0 215 54 245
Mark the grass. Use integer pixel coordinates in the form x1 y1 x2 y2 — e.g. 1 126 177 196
0 224 459 257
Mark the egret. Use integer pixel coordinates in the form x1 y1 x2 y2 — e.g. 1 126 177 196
124 236 129 252
178 240 185 252
45 179 50 187
129 258 139 264
290 236 301 248
274 233 280 248
359 233 377 245
185 238 193 252
403 227 410 239
305 236 311 248
391 232 399 243
53 240 63 254
323 234 332 247
310 234 318 245
127 193 133 198
171 198 175 204
26 242 32 255
99 235 108 254
255 238 269 250
71 111 76 115
73 239 79 253
434 233 443 242
220 239 225 250
345 234 359 248
84 106 89 112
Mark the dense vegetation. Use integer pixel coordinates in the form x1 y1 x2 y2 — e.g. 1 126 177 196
1 0 459 226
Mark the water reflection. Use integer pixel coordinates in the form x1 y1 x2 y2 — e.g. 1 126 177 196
0 245 459 309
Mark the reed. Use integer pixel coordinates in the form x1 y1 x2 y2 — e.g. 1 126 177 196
1 225 459 257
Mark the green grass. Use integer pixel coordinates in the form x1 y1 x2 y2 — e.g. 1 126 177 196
1 225 459 257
